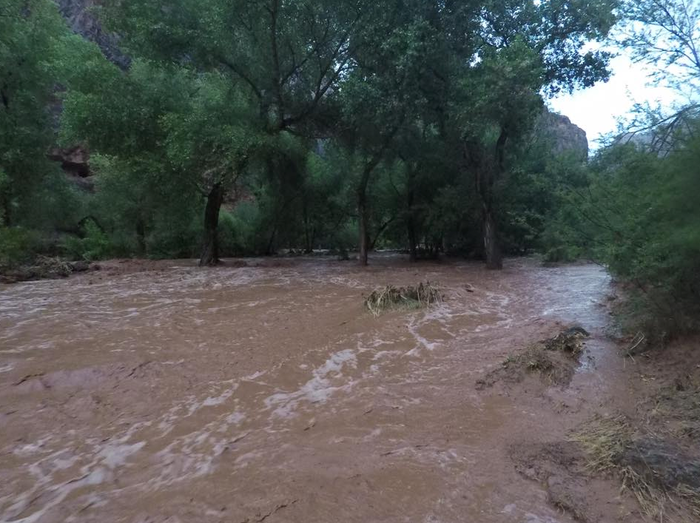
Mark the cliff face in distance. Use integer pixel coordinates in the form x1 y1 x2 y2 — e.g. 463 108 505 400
55 0 128 68
536 110 589 161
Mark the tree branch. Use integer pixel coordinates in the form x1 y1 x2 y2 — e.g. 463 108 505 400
218 56 263 100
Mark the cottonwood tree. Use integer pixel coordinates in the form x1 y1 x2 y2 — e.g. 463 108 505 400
338 0 475 265
61 58 207 255
453 0 617 269
458 41 545 269
70 0 378 265
337 0 616 267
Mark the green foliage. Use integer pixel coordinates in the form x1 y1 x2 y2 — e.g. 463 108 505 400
0 0 79 228
62 219 114 261
0 228 41 268
218 205 262 256
618 0 700 89
500 137 590 256
146 216 201 259
546 127 700 331
4 0 621 270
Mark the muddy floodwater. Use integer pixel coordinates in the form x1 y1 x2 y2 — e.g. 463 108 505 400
0 256 625 523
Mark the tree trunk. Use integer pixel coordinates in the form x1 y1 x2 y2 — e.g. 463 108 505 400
199 183 224 267
408 220 418 262
407 186 417 262
1 193 10 227
482 207 503 270
136 218 147 255
466 128 508 271
266 225 277 256
474 164 502 270
483 129 508 270
354 124 402 267
358 189 370 266
303 203 313 254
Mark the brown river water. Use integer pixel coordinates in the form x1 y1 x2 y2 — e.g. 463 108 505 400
0 256 626 523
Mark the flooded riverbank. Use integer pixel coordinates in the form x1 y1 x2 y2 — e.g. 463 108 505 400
0 256 634 522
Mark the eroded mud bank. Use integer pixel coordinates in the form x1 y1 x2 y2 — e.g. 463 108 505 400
0 256 632 522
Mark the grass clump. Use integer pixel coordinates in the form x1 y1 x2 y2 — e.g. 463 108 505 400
652 380 700 441
515 344 572 385
513 328 587 384
365 282 441 316
543 327 588 356
573 416 700 522
477 328 589 390
572 415 633 474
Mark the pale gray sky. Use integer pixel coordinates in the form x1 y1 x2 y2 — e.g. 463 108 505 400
549 51 683 150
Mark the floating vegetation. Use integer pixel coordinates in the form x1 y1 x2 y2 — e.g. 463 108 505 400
364 282 441 316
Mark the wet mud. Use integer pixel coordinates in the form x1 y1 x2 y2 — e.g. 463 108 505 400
0 256 637 522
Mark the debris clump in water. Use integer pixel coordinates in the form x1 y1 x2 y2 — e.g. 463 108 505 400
477 326 589 389
0 256 93 284
364 282 441 316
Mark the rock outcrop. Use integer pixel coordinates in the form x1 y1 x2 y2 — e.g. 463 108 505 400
56 0 129 68
535 110 589 161
51 1 125 188
48 146 94 191
49 146 89 178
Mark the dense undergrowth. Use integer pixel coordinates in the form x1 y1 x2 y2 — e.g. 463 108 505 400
545 127 700 340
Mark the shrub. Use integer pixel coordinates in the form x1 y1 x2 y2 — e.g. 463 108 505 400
0 227 41 268
219 203 268 256
146 216 200 259
62 219 113 261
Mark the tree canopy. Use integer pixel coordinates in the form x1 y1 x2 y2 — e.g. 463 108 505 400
1 0 649 276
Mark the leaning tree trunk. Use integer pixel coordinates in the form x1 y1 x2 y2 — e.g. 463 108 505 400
199 183 225 267
265 225 277 256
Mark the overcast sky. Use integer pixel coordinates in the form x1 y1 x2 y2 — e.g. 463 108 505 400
548 51 683 150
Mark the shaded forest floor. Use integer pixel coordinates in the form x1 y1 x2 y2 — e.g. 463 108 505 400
0 255 698 522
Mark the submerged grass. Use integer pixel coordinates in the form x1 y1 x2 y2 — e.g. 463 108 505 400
364 282 441 316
